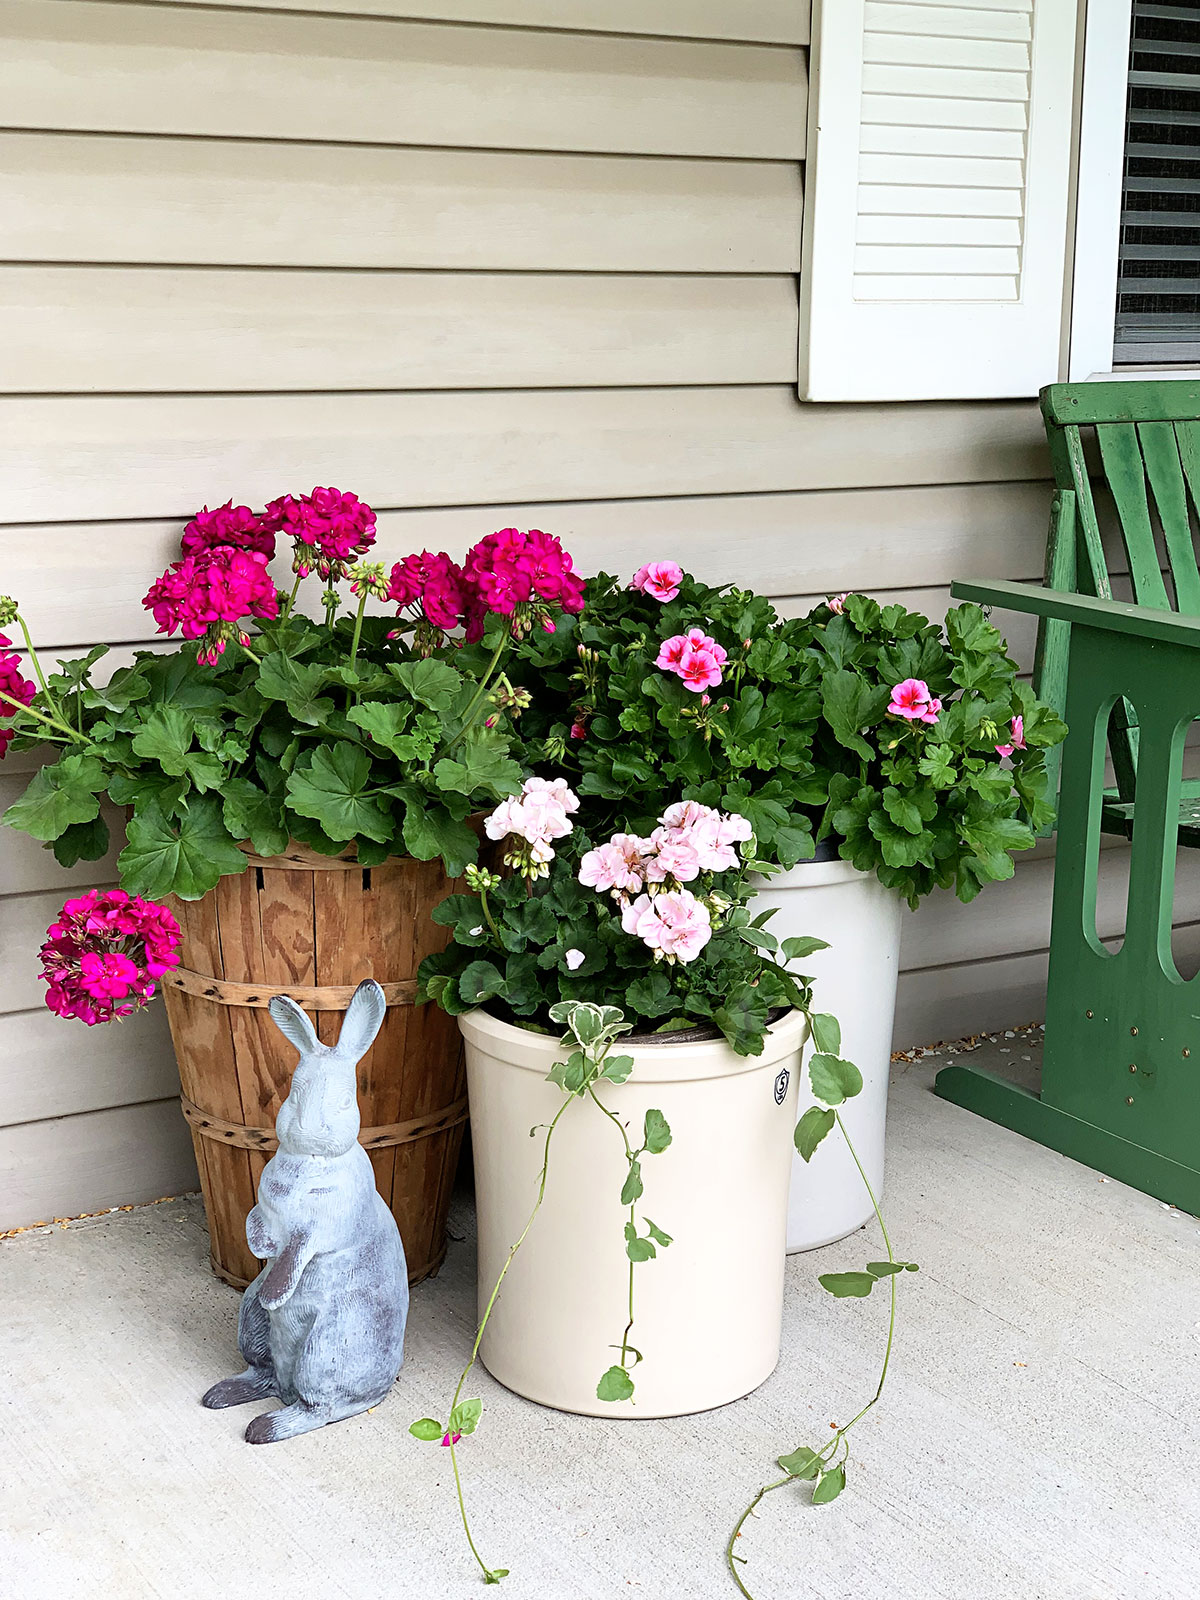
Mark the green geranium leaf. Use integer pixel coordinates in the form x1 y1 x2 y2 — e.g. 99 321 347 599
257 652 335 727
457 960 506 1006
409 1418 443 1442
626 970 677 1018
286 744 392 843
822 668 888 760
818 1271 877 1298
596 1365 634 1404
448 1398 482 1436
131 706 195 776
794 1106 835 1162
712 985 771 1057
642 1108 672 1155
812 1465 846 1504
118 796 247 900
2 766 101 842
50 813 112 868
433 744 524 800
400 804 479 877
809 1053 863 1106
222 777 290 859
388 658 464 713
348 701 431 763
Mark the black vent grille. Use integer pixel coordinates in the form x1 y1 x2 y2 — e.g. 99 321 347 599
1116 0 1200 363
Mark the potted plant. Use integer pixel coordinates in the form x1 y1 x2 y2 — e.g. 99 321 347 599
412 776 917 1590
0 503 584 1285
506 571 1066 1251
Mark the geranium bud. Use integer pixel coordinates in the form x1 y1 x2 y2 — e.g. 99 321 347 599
0 596 18 627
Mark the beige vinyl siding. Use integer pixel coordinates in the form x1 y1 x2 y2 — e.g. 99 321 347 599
0 0 1136 1224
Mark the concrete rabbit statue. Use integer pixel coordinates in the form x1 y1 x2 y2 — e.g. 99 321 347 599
201 979 409 1444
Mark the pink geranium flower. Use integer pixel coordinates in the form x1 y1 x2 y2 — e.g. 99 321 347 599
887 678 942 725
656 628 727 692
181 501 276 561
995 714 1026 759
621 890 712 964
39 889 182 1026
579 834 649 894
630 561 684 603
143 545 278 666
0 634 37 760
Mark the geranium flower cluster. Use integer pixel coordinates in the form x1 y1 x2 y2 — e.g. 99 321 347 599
485 776 581 879
181 501 277 561
265 487 378 581
578 801 752 965
655 627 727 694
390 529 585 647
0 632 37 760
887 677 942 725
143 544 279 666
39 889 182 1026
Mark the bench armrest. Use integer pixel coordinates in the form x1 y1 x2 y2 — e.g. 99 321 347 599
949 578 1200 650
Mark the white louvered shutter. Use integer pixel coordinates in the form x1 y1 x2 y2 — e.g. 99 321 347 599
799 0 1079 401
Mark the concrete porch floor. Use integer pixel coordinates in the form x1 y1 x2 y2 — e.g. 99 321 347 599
3 1039 1200 1600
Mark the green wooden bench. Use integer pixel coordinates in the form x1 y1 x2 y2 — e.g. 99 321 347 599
934 381 1200 1211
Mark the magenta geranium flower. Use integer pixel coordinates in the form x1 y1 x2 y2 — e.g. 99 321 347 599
888 678 942 725
265 487 376 581
995 714 1026 759
630 561 684 603
459 528 584 640
39 889 182 1026
181 501 276 561
143 544 279 665
0 633 37 760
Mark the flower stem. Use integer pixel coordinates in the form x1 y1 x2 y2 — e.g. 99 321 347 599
478 886 502 946
345 589 369 703
444 1092 573 1583
0 686 89 745
438 632 508 757
280 571 303 624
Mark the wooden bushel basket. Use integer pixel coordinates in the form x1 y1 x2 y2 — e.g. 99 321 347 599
161 843 468 1288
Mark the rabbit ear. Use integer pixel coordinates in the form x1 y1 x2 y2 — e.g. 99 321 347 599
335 979 387 1062
268 995 321 1056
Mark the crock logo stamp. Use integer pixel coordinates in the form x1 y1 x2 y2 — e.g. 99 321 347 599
773 1067 790 1106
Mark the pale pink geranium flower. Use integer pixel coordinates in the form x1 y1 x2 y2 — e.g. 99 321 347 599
887 678 942 725
995 714 1026 759
827 593 848 615
623 890 712 964
643 827 702 884
578 834 649 893
630 561 684 603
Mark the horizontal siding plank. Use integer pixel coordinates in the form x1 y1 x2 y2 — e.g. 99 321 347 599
0 1097 197 1230
0 783 124 892
0 268 798 393
0 1003 177 1128
0 0 807 161
895 924 1200 1048
2 480 1054 646
0 390 1047 524
148 0 809 45
1 132 802 272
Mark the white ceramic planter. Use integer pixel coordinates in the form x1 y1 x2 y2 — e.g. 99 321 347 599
751 857 904 1253
460 1007 806 1419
